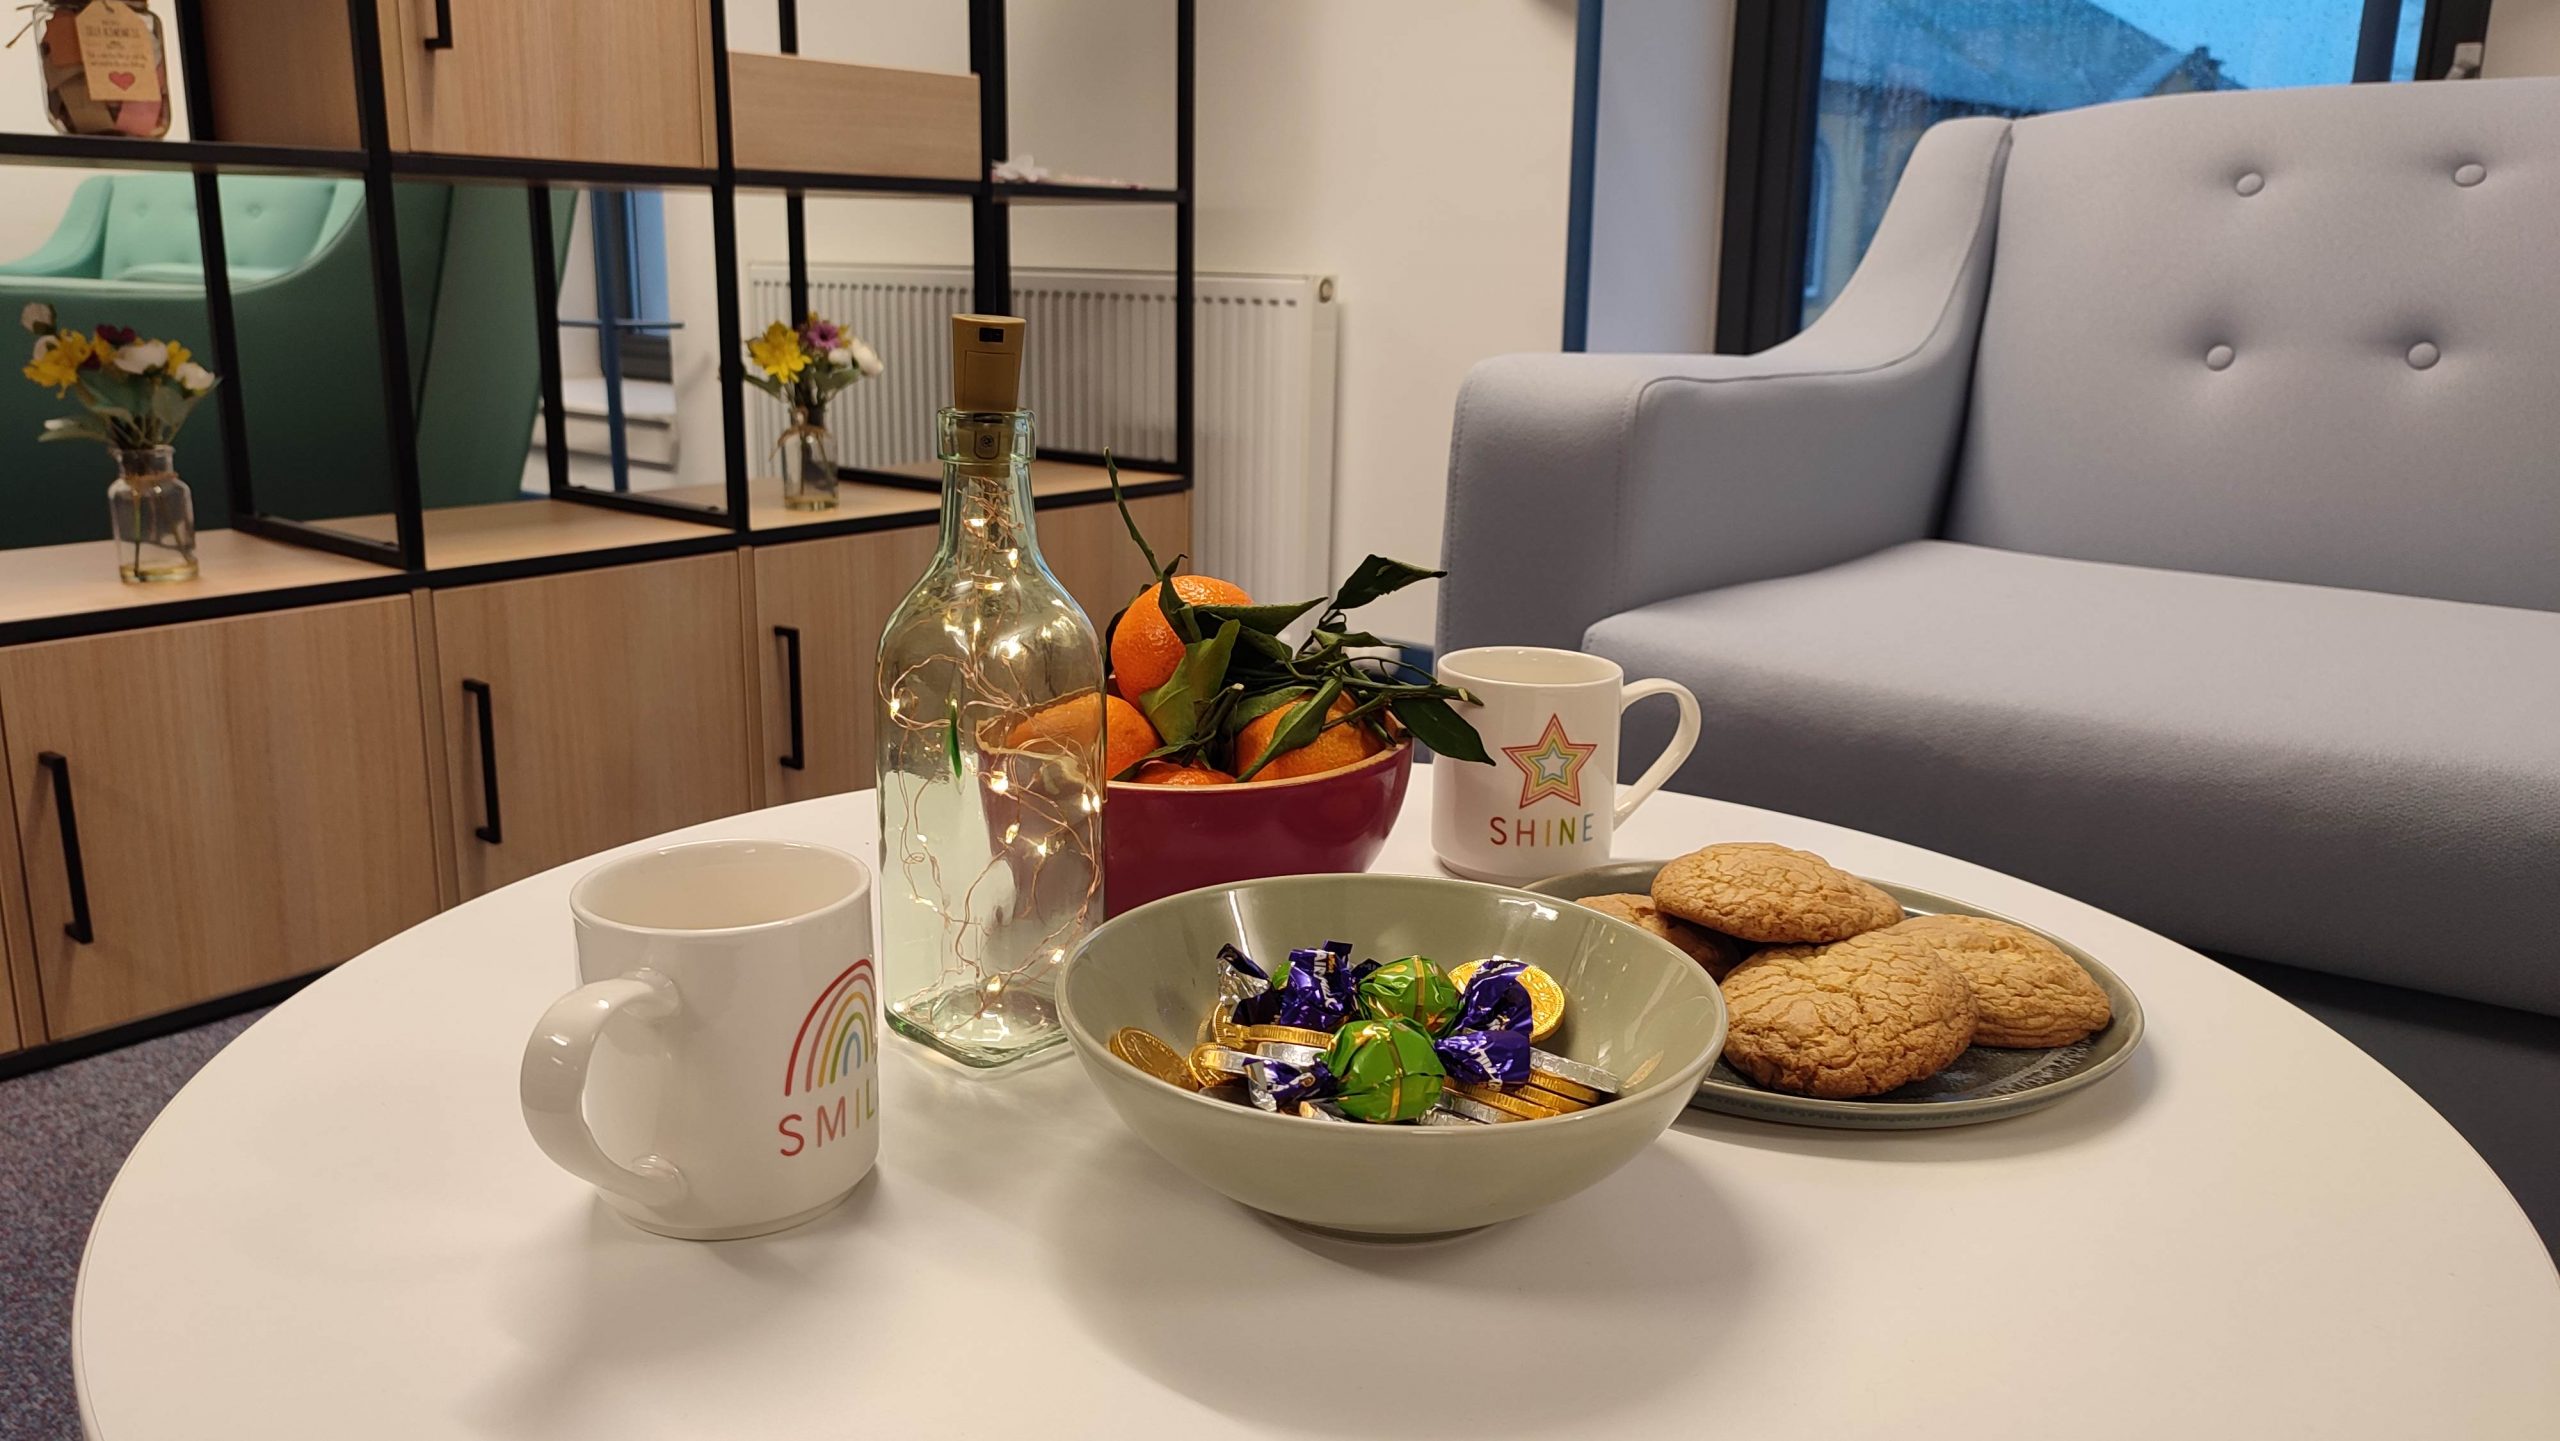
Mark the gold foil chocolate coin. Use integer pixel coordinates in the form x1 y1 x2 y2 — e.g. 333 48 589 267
1449 959 1567 1043
1448 1079 1564 1121
1110 1028 1198 1090
1516 1082 1593 1113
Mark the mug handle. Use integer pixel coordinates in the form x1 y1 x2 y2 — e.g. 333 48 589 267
1615 679 1702 824
520 970 688 1207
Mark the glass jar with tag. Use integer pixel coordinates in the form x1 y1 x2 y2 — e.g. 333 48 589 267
22 0 170 138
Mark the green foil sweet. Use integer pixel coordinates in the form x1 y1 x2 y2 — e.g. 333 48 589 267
1355 955 1462 1034
1322 1018 1447 1123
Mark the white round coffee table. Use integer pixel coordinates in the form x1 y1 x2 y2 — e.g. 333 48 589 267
74 770 2560 1439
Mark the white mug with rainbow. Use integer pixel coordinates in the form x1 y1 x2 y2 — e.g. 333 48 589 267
1431 646 1702 885
520 839 879 1240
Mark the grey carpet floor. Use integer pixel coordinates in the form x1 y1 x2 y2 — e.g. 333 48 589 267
1 1010 266 1441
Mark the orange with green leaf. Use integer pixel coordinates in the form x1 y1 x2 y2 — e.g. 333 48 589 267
1099 459 1491 785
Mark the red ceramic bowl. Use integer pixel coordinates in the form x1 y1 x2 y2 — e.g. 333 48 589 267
1103 740 1415 916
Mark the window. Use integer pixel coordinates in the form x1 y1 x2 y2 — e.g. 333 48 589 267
1723 0 2489 347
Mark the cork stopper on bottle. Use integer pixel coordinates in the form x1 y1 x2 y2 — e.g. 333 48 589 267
950 314 1025 412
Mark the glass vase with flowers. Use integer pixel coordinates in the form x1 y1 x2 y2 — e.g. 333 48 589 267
742 313 884 511
19 300 219 583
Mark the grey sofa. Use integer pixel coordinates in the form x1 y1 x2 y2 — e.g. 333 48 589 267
1439 78 2560 1134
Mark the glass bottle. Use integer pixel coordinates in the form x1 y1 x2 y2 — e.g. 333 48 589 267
875 316 1105 1068
107 443 196 583
778 401 839 511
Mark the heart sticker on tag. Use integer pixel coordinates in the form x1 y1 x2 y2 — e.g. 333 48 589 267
106 71 137 91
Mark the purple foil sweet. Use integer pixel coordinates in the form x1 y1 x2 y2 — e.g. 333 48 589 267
1454 961 1536 1035
1434 1025 1533 1086
1244 1056 1339 1112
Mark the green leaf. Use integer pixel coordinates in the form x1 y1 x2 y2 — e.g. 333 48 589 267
1105 450 1167 580
1330 555 1446 613
1388 695 1492 764
1137 619 1238 746
36 414 109 444
1228 627 1296 665
1227 685 1310 734
1235 675 1343 781
1191 597 1324 635
944 696 964 778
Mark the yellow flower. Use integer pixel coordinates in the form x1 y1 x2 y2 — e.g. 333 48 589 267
22 331 87 394
748 321 809 382
163 340 191 372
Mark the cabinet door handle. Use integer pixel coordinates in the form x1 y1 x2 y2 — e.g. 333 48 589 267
35 753 93 945
462 679 502 844
424 0 454 49
774 625 807 771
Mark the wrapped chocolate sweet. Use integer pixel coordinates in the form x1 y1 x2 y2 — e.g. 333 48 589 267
1322 1018 1447 1122
1243 1055 1337 1112
1355 955 1461 1033
1433 1024 1533 1086
1452 960 1537 1036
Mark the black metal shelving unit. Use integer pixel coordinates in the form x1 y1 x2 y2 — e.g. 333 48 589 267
0 0 1196 637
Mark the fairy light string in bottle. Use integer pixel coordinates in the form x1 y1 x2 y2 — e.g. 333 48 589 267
874 315 1107 1068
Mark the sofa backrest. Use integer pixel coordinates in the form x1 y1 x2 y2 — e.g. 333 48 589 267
100 175 356 281
1947 78 2560 612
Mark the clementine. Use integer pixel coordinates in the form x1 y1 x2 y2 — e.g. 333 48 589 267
1124 759 1235 786
1110 574 1252 704
1232 693 1384 781
1004 692 1161 780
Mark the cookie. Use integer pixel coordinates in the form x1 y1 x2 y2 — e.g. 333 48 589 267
1719 930 1976 1097
1650 842 1902 944
1577 893 1743 980
1888 913 2111 1048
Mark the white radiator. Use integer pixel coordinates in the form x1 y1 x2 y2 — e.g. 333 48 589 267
748 263 1341 606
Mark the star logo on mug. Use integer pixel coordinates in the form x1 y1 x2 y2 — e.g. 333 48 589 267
1503 714 1600 808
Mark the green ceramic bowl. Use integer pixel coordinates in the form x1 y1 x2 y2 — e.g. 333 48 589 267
1058 872 1728 1237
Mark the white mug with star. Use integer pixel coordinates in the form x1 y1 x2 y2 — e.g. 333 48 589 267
1430 646 1702 884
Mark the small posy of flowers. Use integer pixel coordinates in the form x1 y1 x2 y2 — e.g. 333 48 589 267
743 312 883 413
19 301 218 450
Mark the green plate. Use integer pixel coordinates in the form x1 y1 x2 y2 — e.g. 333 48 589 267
1525 860 2145 1130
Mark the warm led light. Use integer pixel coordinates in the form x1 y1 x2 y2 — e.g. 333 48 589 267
1003 822 1021 843
987 772 1011 794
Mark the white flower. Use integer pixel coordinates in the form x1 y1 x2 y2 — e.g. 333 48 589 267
849 338 884 377
114 339 168 374
42 415 81 432
173 361 216 393
21 301 54 334
826 346 851 367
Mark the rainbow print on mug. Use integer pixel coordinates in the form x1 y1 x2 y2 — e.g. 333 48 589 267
779 958 879 1160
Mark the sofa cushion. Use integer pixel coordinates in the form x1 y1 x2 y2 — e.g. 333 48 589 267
1952 78 2560 613
1585 541 2560 1015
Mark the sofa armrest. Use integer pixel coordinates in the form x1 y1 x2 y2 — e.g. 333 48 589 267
0 176 112 279
1437 117 2012 657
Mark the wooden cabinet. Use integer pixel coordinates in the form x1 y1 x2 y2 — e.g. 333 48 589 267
745 495 1190 807
0 600 441 1040
430 553 750 899
750 528 939 806
202 0 714 166
387 0 713 167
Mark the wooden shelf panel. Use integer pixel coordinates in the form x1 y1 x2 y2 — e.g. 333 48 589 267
0 529 398 631
332 499 725 570
669 461 1183 536
728 53 978 183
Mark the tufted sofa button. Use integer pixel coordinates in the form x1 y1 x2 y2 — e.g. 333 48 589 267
2407 341 2441 370
2235 171 2265 196
246 203 264 218
2453 162 2486 187
2204 344 2234 371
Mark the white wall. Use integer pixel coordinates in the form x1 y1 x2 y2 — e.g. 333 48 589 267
2484 0 2560 76
1586 0 1730 353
